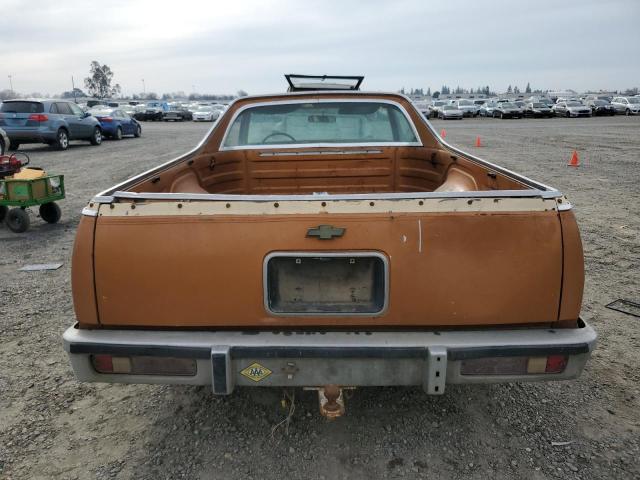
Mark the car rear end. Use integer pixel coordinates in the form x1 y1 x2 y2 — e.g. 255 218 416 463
163 110 184 121
64 194 595 395
90 109 118 137
0 100 58 145
193 109 212 122
571 106 592 117
63 91 596 399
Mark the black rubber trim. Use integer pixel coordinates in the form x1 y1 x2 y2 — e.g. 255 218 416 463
447 343 590 361
211 353 228 394
68 343 211 359
69 342 590 361
231 346 426 359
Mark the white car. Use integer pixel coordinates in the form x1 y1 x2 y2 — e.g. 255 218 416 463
438 105 463 120
454 99 478 117
412 100 430 117
553 101 591 118
611 96 640 115
427 100 447 118
192 106 221 122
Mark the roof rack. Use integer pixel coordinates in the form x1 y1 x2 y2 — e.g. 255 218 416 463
285 74 364 92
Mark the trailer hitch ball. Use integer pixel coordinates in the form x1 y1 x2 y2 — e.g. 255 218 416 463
318 384 345 419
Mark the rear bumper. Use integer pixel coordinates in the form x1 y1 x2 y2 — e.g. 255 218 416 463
3 127 57 143
99 123 118 135
63 319 596 395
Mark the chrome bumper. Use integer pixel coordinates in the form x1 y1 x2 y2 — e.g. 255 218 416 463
63 320 597 395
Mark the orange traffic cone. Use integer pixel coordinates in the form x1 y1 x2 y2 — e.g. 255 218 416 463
568 150 580 167
440 129 446 138
475 136 482 147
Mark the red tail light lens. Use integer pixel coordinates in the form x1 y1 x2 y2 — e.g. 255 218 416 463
91 354 196 376
545 355 568 374
100 117 113 122
28 114 49 122
460 355 569 376
92 354 114 373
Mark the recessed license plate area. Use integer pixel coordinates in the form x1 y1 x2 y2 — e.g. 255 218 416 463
264 252 388 316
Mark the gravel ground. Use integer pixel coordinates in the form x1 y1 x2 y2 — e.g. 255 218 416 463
0 117 638 480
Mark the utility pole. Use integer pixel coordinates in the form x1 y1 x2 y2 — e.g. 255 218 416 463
8 74 14 92
71 75 77 102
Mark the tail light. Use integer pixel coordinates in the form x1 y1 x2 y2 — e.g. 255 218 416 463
545 355 568 374
100 117 113 122
91 354 197 376
28 114 49 122
460 355 569 376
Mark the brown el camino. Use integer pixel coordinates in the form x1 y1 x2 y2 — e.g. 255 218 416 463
64 75 596 416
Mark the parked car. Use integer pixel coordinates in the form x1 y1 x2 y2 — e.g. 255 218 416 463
121 105 137 116
163 106 193 122
584 95 612 103
586 99 615 116
513 101 526 115
428 100 447 118
611 96 640 115
453 99 478 117
136 105 164 122
0 100 102 150
554 101 591 118
86 100 107 108
412 100 430 117
64 79 596 414
131 104 148 121
524 102 553 118
493 102 522 119
89 107 142 139
0 127 8 155
438 105 463 119
192 106 222 122
478 101 497 117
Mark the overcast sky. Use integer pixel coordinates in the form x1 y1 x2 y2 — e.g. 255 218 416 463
1 0 638 96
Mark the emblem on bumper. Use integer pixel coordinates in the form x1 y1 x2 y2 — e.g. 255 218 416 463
240 362 272 382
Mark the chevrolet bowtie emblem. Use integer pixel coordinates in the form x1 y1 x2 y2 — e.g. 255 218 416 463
306 225 345 240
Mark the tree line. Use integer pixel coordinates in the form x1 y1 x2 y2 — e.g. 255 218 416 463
400 82 556 98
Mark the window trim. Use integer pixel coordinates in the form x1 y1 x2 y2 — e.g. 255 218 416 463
219 99 423 151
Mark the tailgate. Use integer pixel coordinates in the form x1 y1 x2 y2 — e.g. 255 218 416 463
90 196 563 328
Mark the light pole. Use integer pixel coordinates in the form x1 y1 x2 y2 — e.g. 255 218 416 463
142 78 146 95
71 76 77 102
8 75 14 92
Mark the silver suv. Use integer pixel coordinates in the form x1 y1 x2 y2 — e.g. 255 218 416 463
611 97 640 115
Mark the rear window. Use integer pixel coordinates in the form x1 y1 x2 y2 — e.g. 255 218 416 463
223 101 419 148
0 101 44 114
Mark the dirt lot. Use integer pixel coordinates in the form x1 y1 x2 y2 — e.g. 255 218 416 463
1 117 638 480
